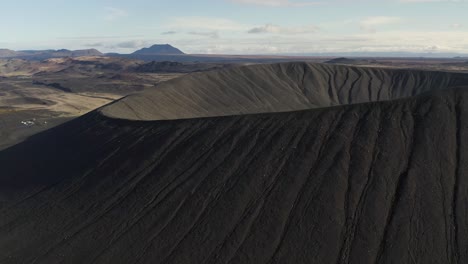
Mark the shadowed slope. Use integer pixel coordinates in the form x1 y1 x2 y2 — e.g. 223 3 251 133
101 62 468 120
1 88 468 263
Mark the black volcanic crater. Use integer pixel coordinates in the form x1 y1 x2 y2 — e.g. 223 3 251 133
102 62 468 120
2 63 468 264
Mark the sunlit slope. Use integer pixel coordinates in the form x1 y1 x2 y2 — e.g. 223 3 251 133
101 62 468 120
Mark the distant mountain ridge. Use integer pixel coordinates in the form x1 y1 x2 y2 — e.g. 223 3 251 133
3 44 468 63
0 49 103 59
132 44 184 55
0 49 18 57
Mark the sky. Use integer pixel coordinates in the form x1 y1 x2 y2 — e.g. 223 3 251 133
1 0 468 55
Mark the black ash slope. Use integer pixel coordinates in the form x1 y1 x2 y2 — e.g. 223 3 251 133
2 63 468 263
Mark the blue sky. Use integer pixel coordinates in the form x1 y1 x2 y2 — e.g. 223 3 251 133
1 0 467 54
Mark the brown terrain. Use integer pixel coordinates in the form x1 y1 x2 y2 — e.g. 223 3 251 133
2 58 468 263
0 56 196 149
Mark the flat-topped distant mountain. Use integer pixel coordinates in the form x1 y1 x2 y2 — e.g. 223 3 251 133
132 44 185 55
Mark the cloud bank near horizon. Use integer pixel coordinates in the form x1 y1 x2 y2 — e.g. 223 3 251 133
1 0 467 55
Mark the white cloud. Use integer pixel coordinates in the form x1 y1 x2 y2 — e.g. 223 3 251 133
161 31 177 35
83 42 104 47
104 7 128 21
167 17 248 31
162 29 468 55
232 0 467 5
423 45 439 51
109 40 150 49
229 0 322 7
248 24 319 34
346 30 468 53
188 31 220 39
62 12 468 55
400 0 465 2
359 16 402 33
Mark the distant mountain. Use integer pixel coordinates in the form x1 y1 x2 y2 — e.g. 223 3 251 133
69 49 103 57
132 44 184 55
26 49 103 57
0 49 19 57
325 57 360 64
0 49 103 59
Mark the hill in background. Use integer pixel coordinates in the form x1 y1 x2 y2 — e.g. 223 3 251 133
0 49 103 59
132 44 185 55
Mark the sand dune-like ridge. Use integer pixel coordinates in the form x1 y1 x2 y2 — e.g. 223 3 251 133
102 62 468 120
